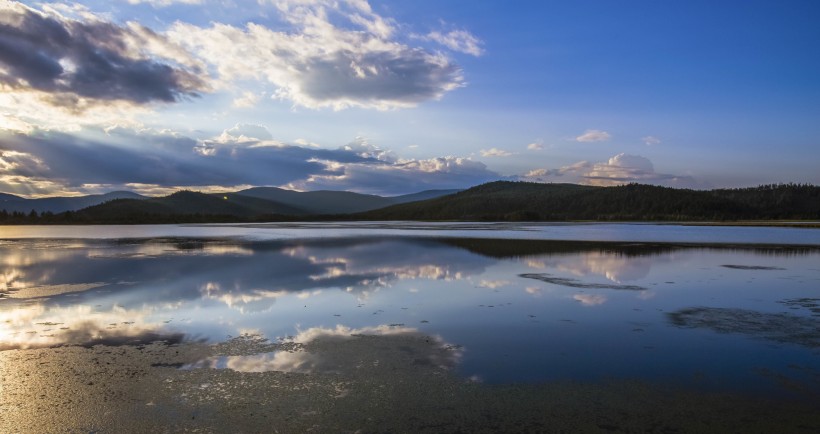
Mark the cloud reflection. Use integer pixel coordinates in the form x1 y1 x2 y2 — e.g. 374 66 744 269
185 325 463 375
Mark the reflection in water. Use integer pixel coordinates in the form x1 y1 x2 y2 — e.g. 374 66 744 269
1 231 819 432
185 325 462 375
0 234 819 406
519 273 646 290
667 307 820 348
573 294 608 306
721 264 786 270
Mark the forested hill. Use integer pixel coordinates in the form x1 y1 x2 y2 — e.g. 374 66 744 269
353 181 820 221
1 182 818 224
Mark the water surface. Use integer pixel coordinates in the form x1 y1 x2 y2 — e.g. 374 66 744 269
1 224 818 432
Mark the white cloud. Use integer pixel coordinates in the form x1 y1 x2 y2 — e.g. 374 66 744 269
126 0 203 6
642 136 661 145
575 129 611 142
420 30 484 56
167 0 467 110
479 147 513 157
291 155 499 194
527 142 543 151
518 153 700 188
231 91 262 108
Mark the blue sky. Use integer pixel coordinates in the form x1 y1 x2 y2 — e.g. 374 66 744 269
0 0 818 196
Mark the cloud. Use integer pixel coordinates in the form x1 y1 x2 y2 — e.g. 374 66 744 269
126 0 203 6
0 2 208 108
231 91 262 108
419 30 484 56
518 154 699 188
583 153 698 187
0 127 501 196
521 161 592 180
290 155 500 195
575 129 611 142
527 142 543 151
642 136 661 145
167 0 467 110
479 148 513 157
573 294 607 306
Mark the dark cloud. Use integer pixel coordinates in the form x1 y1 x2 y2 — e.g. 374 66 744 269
0 129 343 187
0 3 207 106
297 50 462 106
0 126 503 195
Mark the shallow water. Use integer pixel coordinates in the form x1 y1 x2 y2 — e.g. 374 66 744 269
1 224 819 432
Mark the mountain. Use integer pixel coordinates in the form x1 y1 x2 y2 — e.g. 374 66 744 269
73 191 305 222
0 187 462 218
236 187 394 214
354 181 820 221
0 191 146 214
387 189 462 204
0 193 24 201
6 182 819 224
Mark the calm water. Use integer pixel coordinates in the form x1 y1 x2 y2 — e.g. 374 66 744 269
1 224 819 432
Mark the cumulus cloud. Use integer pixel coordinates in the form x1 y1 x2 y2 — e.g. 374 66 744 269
583 153 696 187
419 29 484 56
0 2 208 108
166 0 466 110
479 147 513 157
575 129 611 142
518 154 699 188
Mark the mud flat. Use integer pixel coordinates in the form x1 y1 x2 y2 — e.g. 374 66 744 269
1 333 818 433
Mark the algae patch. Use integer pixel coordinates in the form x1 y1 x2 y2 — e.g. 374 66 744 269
519 273 646 290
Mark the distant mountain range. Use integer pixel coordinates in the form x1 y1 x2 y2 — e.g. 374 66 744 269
2 182 818 223
0 191 146 214
0 187 460 220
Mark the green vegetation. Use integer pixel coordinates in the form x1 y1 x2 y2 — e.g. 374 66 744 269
354 182 820 221
0 181 818 224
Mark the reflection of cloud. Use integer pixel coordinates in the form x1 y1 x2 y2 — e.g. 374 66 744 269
573 294 607 306
186 325 463 375
478 280 510 289
199 282 288 314
0 303 179 350
525 286 542 297
569 252 652 283
520 250 681 284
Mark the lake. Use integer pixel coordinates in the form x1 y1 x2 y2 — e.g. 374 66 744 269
1 223 819 432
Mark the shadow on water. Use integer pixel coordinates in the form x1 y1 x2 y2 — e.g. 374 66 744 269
667 306 820 348
440 237 820 259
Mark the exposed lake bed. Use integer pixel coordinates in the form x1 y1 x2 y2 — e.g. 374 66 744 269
1 223 819 432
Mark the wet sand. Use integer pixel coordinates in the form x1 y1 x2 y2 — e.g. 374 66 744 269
1 333 818 433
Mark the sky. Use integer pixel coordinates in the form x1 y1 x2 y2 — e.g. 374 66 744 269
1 0 819 197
